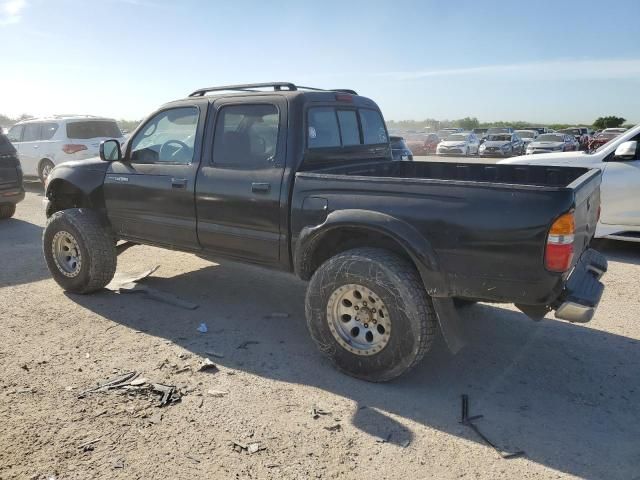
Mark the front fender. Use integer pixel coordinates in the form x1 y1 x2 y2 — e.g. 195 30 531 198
295 209 449 297
45 161 109 215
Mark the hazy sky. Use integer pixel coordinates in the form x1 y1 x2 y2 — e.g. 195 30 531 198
1 0 639 124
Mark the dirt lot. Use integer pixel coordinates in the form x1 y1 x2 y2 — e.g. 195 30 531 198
1 184 639 480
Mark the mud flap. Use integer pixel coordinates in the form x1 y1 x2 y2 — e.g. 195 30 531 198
431 297 466 354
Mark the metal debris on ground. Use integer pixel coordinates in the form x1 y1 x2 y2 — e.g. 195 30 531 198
237 340 260 350
77 438 101 452
106 265 199 310
310 407 331 419
78 371 182 407
375 433 392 444
197 323 208 333
207 389 228 397
113 459 125 469
459 394 525 459
232 440 266 454
324 423 342 432
198 358 218 372
205 350 224 358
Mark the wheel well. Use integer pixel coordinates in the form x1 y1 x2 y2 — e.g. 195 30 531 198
301 227 416 280
46 180 89 216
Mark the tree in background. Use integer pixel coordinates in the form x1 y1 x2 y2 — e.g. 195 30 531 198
453 117 479 130
593 116 626 129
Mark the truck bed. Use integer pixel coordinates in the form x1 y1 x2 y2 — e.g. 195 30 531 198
292 160 601 306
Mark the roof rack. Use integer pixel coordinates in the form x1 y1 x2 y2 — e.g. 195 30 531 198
188 82 357 97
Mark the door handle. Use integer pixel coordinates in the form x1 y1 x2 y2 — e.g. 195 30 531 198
251 182 271 193
171 178 188 189
33 145 39 149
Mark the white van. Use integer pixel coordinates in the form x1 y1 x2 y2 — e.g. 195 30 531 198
500 124 640 242
7 116 123 183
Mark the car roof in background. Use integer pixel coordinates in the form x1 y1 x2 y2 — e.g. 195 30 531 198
15 115 117 124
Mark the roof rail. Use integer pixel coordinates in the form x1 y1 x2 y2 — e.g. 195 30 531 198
188 82 358 97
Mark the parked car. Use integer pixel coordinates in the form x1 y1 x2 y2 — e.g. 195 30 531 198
530 126 551 135
0 132 24 219
486 127 515 135
7 116 124 183
389 136 414 161
603 127 627 135
501 122 640 243
42 82 606 382
558 128 589 150
472 128 488 142
404 133 440 155
588 131 619 151
436 132 480 156
525 133 577 155
479 133 524 157
515 129 538 147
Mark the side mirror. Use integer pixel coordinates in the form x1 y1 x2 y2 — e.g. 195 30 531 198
100 139 122 162
613 141 637 161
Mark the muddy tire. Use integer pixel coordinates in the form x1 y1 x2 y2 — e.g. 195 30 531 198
43 208 117 293
0 204 16 219
305 248 437 382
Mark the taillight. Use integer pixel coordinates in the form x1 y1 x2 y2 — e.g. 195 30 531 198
335 94 353 102
62 144 88 154
545 212 575 272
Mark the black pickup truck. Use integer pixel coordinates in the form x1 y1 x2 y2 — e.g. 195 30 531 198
43 82 607 382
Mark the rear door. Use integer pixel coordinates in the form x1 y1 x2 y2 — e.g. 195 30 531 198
196 97 287 265
104 105 204 249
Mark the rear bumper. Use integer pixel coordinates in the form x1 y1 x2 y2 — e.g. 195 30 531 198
554 248 607 323
0 188 25 205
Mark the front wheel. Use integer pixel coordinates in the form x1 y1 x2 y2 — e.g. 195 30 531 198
43 208 117 293
305 248 438 382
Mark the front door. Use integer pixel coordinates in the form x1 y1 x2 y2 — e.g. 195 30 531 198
196 98 287 265
600 132 640 227
104 106 204 249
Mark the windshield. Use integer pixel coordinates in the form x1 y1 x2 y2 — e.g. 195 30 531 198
595 132 618 140
537 134 563 142
559 129 580 135
487 134 511 142
516 130 535 138
445 134 467 141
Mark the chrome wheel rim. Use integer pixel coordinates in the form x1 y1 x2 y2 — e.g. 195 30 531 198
327 284 391 356
52 231 82 277
41 163 53 181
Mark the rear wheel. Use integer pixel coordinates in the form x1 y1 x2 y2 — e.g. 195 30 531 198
305 248 437 382
0 204 16 219
43 208 117 293
38 159 55 185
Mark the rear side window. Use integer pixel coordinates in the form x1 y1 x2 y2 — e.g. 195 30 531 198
213 104 280 168
308 107 340 148
66 121 121 139
359 109 387 145
22 123 41 142
41 122 58 140
337 110 360 146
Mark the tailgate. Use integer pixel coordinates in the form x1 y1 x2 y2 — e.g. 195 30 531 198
568 168 601 262
0 151 21 190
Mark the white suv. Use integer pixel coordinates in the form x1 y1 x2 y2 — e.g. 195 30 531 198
7 116 124 183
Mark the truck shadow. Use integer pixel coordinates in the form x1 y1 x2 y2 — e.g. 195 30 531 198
0 218 47 287
69 259 640 480
593 238 640 266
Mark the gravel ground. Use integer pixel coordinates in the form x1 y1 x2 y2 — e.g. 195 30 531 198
1 184 639 479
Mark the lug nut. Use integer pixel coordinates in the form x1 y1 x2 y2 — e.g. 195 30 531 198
363 301 367 307
354 306 359 311
371 308 376 313
364 323 369 328
373 320 377 324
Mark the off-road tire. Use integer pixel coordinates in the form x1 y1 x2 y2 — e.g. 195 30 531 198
0 204 16 219
43 208 117 293
305 247 437 382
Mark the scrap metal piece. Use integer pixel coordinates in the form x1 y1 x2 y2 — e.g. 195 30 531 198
459 394 525 459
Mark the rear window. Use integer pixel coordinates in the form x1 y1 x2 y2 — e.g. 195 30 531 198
307 107 388 149
66 121 121 139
